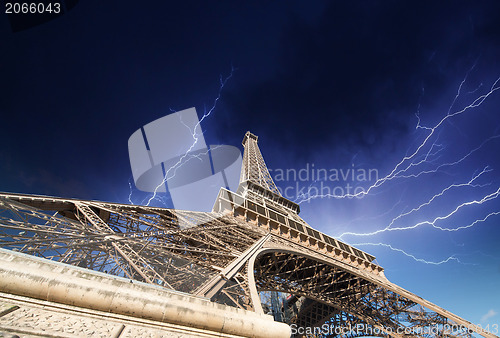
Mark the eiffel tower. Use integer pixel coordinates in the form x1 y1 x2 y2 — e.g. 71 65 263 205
0 131 496 338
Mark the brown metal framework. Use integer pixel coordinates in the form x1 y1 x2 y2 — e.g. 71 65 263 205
240 131 281 195
0 131 496 338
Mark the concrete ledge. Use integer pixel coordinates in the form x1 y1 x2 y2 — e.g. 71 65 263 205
0 248 290 338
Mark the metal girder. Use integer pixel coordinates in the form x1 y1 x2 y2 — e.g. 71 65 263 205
0 131 496 338
0 195 263 294
195 233 270 298
240 131 281 195
248 241 486 338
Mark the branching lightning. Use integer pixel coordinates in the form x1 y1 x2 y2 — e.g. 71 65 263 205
294 69 500 265
144 67 235 206
127 66 235 206
351 243 466 265
391 133 500 181
296 74 500 204
340 187 500 238
338 166 496 238
138 145 225 205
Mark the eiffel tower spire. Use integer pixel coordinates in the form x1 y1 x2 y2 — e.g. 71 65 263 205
237 131 300 215
240 131 281 195
0 132 496 338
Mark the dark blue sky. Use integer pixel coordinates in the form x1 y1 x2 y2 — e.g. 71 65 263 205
1 0 500 328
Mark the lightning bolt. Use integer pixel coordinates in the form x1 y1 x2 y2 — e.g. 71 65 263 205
309 177 493 267
128 177 134 204
338 166 494 238
126 66 235 207
291 67 500 265
295 73 500 204
144 67 235 206
338 185 500 238
340 180 500 265
141 144 225 207
351 243 468 265
391 133 500 181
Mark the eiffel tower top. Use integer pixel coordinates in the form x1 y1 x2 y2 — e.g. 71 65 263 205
238 131 300 214
0 133 494 338
240 132 281 194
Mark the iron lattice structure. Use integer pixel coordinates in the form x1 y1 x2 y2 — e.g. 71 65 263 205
0 131 496 338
